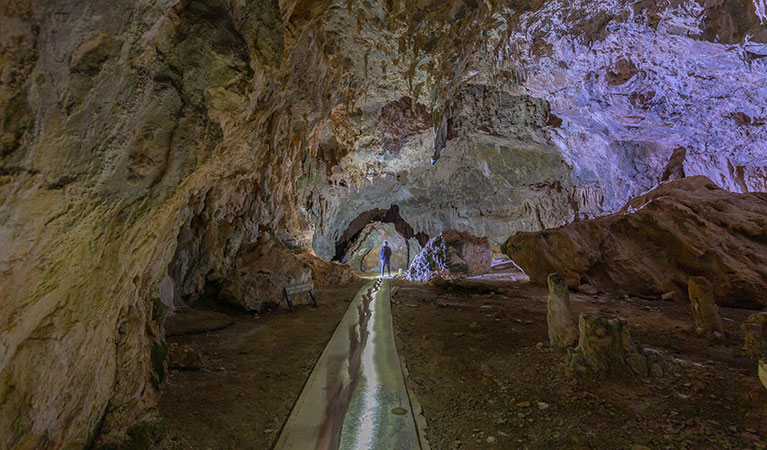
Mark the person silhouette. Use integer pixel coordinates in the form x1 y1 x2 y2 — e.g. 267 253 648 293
379 241 392 277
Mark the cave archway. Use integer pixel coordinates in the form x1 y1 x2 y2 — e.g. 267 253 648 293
333 205 428 270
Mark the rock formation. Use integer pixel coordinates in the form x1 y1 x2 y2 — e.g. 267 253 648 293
293 251 358 288
220 232 312 312
407 230 492 282
688 277 725 337
1 0 766 445
167 344 203 371
743 313 767 358
760 360 767 392
503 177 767 309
546 273 578 349
566 314 666 379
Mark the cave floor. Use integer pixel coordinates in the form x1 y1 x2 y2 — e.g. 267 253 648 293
391 275 767 449
158 274 766 449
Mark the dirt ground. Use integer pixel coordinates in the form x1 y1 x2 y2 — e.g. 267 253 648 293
158 281 365 450
392 274 767 449
158 273 766 449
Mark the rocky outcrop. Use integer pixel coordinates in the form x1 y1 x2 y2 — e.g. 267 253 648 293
407 230 491 282
294 250 358 288
547 273 578 349
566 314 666 379
743 313 767 358
220 233 312 312
503 177 767 309
688 277 725 337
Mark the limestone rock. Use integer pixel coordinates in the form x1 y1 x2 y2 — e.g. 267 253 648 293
760 360 767 392
294 250 358 288
688 277 725 337
407 230 491 282
167 344 203 370
547 273 578 349
220 233 312 312
566 314 664 379
743 313 767 358
503 177 767 309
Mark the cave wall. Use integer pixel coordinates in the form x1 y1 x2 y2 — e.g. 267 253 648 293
0 0 765 446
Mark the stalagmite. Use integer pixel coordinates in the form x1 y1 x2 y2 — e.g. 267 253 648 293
547 273 578 349
743 312 767 358
688 276 725 337
566 314 665 378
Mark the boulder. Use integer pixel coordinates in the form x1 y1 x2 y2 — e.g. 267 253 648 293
502 177 767 309
294 250 358 287
167 344 203 370
407 230 492 282
743 313 767 358
547 273 578 349
566 314 665 379
688 277 724 337
220 232 312 312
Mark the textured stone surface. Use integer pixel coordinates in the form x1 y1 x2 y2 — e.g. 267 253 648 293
293 250 358 288
1 0 766 445
743 313 767 358
566 314 665 379
503 177 767 309
407 230 492 282
220 232 312 312
760 360 767 391
688 276 725 337
167 344 203 370
547 273 578 349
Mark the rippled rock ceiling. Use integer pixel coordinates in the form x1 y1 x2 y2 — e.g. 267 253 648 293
1 0 766 446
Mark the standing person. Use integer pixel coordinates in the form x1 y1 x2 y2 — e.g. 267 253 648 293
380 241 392 277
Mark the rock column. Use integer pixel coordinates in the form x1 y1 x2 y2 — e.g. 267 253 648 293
688 276 724 337
743 312 767 358
547 273 578 349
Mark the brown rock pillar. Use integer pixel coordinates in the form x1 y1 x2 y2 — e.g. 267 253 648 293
743 312 767 358
688 276 724 337
547 273 578 349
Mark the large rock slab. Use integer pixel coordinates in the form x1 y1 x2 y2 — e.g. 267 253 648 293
407 230 491 282
503 177 767 309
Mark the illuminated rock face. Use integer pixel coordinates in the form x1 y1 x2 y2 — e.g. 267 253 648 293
1 0 766 446
503 177 767 309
